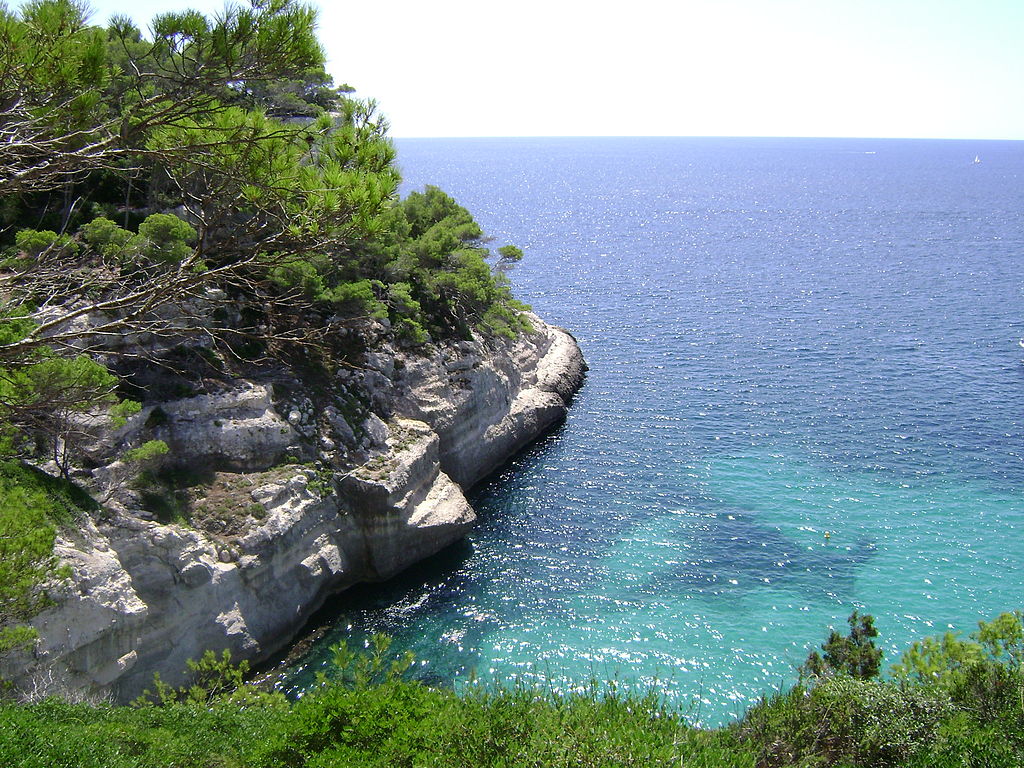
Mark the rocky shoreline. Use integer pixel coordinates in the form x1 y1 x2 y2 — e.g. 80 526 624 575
1 316 586 702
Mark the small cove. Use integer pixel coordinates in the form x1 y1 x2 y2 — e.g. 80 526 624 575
278 137 1024 725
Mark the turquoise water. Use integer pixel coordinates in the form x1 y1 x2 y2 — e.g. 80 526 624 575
280 138 1024 725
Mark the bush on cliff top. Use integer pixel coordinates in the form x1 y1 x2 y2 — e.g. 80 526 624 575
1 0 528 366
0 0 531 656
0 0 528 465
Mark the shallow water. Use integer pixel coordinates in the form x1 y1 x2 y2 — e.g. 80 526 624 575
279 138 1024 725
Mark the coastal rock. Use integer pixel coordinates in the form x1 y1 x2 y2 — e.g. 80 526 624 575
74 384 298 473
0 518 149 696
5 317 584 701
155 384 298 471
340 419 475 580
395 314 587 486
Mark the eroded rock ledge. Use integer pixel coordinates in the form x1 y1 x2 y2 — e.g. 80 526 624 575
1 315 585 701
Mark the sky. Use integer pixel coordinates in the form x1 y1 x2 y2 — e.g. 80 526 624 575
80 0 1024 140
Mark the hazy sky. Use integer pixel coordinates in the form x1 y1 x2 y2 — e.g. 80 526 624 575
82 0 1024 140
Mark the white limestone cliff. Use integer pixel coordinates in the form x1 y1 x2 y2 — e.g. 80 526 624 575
0 316 585 701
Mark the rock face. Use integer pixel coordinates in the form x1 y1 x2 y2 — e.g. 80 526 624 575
0 316 585 701
394 315 588 487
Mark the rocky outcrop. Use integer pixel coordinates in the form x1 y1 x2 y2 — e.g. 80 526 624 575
1 317 585 701
393 314 587 487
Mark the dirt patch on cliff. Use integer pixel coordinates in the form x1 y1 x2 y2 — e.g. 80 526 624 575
140 464 307 539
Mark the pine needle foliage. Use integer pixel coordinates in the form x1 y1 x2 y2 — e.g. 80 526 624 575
0 0 533 672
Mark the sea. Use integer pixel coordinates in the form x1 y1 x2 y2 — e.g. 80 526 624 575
278 137 1024 726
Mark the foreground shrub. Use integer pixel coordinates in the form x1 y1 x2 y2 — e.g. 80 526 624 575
0 697 270 768
251 681 754 768
6 617 1024 767
740 677 951 768
249 636 749 767
913 709 1024 767
0 683 755 768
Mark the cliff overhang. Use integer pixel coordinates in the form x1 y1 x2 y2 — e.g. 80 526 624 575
1 314 586 701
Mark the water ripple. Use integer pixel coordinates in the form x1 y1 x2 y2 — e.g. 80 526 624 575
281 138 1024 726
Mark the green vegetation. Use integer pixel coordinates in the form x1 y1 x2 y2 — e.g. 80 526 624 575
122 440 169 465
7 4 1014 765
0 0 531 656
736 610 1024 767
0 0 528 454
0 461 85 655
0 0 528 373
0 0 527 464
0 309 121 478
1 614 1023 766
371 186 532 340
799 608 883 680
892 609 1024 684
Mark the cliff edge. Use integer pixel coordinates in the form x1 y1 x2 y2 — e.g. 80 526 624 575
1 315 585 701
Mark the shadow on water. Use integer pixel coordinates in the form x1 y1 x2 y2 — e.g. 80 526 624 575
468 419 570 501
638 505 877 603
317 538 476 630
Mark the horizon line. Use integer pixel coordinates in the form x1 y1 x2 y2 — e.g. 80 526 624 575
390 134 1022 143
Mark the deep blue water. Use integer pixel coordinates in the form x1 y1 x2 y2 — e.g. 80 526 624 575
281 138 1024 725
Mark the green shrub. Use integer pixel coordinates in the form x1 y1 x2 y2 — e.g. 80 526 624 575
741 677 951 768
945 659 1024 725
0 697 271 768
914 712 1024 767
497 244 524 262
386 282 427 343
892 610 1024 729
14 229 78 261
327 279 387 318
80 217 140 261
815 677 951 767
108 399 141 428
123 440 169 464
135 648 287 714
269 257 328 299
137 214 196 265
0 461 81 659
801 609 883 681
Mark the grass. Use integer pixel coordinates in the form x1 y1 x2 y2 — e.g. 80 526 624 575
0 683 756 768
2 662 1023 767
